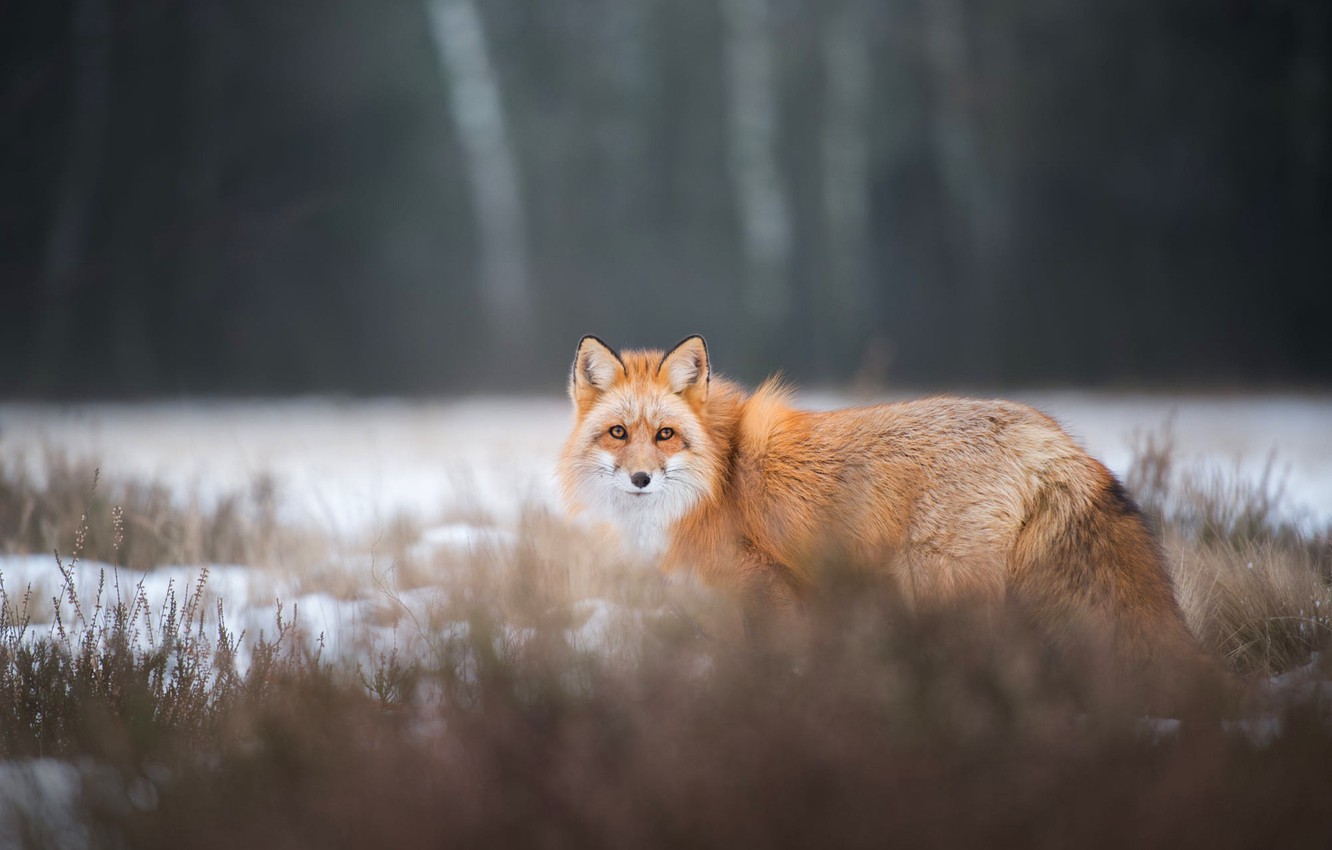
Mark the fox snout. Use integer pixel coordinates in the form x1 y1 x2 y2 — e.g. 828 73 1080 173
621 466 657 493
619 446 660 492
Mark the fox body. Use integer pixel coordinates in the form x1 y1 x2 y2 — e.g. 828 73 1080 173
558 335 1204 664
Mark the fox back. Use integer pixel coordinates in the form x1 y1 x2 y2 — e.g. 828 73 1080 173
558 334 1210 671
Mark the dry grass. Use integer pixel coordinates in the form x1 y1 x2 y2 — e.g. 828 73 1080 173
0 428 1331 845
1128 423 1332 675
0 450 298 571
1174 540 1332 676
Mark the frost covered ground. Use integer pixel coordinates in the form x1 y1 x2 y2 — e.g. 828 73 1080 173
0 396 571 532
1 391 1328 534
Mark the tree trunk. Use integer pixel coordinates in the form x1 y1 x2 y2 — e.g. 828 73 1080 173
425 0 532 347
721 0 794 334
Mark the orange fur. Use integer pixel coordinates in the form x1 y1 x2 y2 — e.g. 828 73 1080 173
558 335 1210 668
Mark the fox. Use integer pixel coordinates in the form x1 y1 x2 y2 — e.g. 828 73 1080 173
558 333 1212 672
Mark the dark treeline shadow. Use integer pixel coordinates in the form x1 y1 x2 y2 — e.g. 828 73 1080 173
2 0 1330 396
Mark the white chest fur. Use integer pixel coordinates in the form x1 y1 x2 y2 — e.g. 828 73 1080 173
607 503 675 564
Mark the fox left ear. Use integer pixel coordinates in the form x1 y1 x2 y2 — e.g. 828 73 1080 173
659 335 709 404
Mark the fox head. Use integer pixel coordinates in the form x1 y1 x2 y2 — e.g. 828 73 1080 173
558 334 724 551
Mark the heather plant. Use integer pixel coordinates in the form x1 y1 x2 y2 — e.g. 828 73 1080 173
0 491 320 764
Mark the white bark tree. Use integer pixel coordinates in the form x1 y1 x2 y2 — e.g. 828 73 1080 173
425 0 531 340
721 0 794 329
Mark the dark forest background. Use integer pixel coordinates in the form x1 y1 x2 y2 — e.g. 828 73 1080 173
2 0 1330 397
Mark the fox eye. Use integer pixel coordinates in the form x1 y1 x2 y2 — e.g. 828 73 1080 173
609 425 627 440
656 427 674 441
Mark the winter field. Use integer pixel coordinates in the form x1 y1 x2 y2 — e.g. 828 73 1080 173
3 391 1329 545
1 391 1331 847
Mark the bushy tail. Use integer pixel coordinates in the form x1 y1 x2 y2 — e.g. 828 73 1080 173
1009 465 1221 687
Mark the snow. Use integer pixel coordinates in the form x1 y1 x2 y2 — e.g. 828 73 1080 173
0 759 89 850
0 397 570 534
0 759 163 850
412 522 518 559
1 394 1327 533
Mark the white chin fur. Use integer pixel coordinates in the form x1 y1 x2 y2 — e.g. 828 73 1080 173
576 478 703 564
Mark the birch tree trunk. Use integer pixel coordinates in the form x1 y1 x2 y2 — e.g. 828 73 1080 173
721 0 794 330
425 0 531 341
36 0 111 380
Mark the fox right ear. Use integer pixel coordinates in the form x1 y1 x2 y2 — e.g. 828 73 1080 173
570 335 625 402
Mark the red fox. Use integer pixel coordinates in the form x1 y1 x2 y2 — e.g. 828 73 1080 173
558 334 1210 669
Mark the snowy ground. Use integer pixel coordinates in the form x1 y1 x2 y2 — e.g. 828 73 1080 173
1 392 1328 535
0 396 570 533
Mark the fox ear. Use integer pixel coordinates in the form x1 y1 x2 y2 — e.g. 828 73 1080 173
571 335 624 402
658 335 709 404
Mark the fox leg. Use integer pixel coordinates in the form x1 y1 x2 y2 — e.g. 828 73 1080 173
735 557 802 642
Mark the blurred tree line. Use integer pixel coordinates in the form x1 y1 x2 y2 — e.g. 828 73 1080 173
2 0 1329 396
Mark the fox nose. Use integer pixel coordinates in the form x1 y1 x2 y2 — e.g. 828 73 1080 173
630 471 651 489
